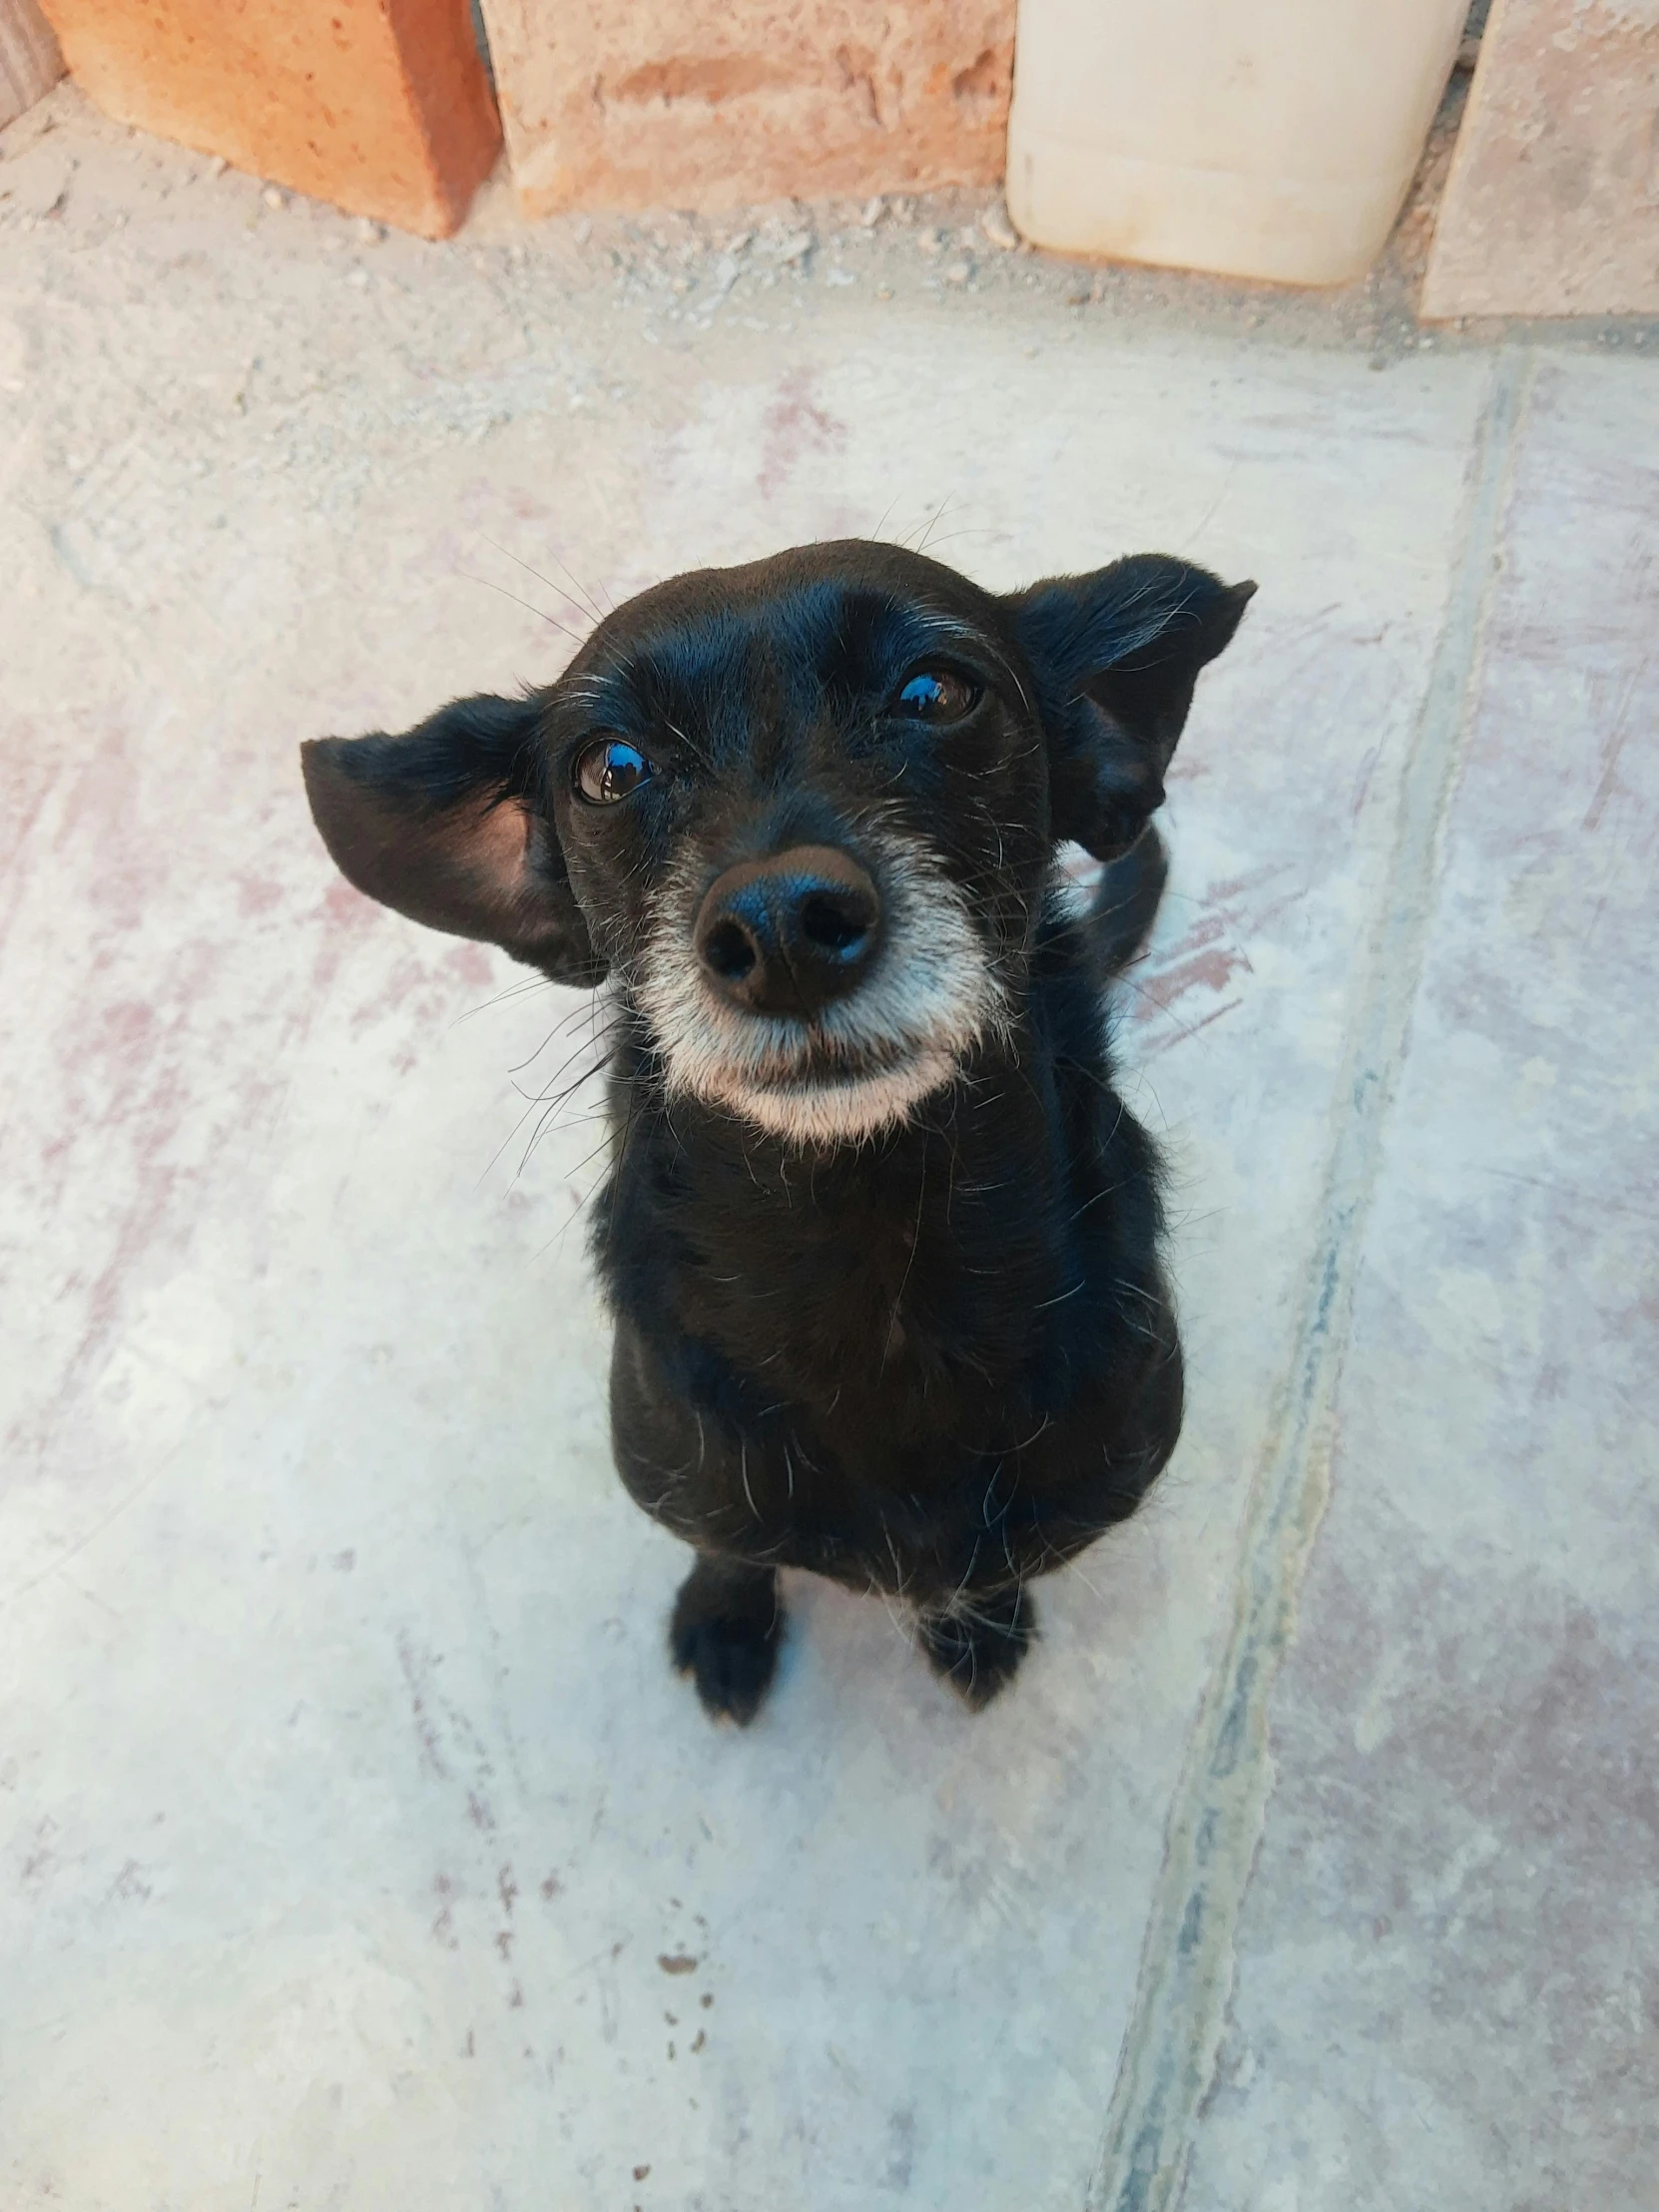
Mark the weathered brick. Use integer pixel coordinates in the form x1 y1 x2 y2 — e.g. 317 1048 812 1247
478 0 1013 216
1 0 63 132
1423 0 1659 318
37 0 500 238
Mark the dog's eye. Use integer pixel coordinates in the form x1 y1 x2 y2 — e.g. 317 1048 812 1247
893 670 979 723
574 737 654 806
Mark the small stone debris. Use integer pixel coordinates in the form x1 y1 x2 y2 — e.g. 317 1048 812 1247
13 171 72 224
351 215 381 245
657 1951 699 1974
860 196 884 227
980 201 1019 253
916 227 943 256
942 260 972 286
776 231 814 264
633 2168 650 2183
263 186 286 211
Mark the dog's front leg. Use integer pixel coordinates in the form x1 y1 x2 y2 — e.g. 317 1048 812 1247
670 1555 785 1726
914 1583 1036 1710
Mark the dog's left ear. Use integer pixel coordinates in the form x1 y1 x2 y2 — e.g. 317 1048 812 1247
1009 556 1256 859
300 691 607 985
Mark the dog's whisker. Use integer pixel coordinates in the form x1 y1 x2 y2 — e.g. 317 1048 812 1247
448 972 559 1030
481 534 605 629
458 567 590 651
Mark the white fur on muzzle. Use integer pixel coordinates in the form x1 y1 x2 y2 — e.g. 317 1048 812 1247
636 839 1008 1147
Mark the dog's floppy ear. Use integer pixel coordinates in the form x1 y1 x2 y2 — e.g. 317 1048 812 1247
300 692 606 985
1009 556 1256 859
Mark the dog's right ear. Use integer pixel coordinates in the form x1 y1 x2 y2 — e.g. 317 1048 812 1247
300 692 606 985
1009 556 1255 860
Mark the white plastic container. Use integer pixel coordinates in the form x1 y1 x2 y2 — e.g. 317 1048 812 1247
1005 0 1469 285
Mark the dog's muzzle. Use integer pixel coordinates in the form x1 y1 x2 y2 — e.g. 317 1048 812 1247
693 845 883 1019
637 830 1007 1147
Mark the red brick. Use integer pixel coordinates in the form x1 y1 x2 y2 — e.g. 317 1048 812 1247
37 0 500 238
478 0 1014 216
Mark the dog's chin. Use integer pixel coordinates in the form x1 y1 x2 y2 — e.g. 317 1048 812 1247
691 1040 965 1147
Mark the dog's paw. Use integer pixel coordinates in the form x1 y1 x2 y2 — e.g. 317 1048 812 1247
916 1587 1035 1710
673 1615 780 1725
670 1559 784 1725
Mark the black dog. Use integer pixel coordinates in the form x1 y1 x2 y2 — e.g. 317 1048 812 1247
302 541 1252 1720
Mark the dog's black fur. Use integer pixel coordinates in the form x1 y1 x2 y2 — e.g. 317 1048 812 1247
302 540 1252 1720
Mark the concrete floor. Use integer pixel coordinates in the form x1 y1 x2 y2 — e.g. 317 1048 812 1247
2 88 1655 2212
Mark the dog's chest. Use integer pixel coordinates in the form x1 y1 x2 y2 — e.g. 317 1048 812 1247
608 1298 1169 1603
680 1174 1056 1429
598 1048 1182 1596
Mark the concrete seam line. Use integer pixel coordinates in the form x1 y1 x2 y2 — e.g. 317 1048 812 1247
1083 346 1535 2212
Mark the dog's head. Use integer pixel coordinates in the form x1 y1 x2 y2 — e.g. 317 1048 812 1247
303 541 1251 1146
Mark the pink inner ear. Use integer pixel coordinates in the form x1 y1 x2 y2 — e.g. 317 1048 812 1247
304 733 602 980
469 795 534 888
353 784 542 942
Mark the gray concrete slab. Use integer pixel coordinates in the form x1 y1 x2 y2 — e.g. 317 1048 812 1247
2 86 1653 2212
1181 352 1659 2212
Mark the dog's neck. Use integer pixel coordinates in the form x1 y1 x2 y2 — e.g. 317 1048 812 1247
601 994 1099 1439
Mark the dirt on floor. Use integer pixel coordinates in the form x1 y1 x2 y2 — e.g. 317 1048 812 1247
3 65 1654 384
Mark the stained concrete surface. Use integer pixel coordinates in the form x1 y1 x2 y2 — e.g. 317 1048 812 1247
1180 357 1659 2212
2 87 1655 2212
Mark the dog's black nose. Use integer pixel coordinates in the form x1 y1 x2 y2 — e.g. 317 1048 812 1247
694 844 881 1017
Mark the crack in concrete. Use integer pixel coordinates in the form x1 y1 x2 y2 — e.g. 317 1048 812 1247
1085 346 1535 2212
